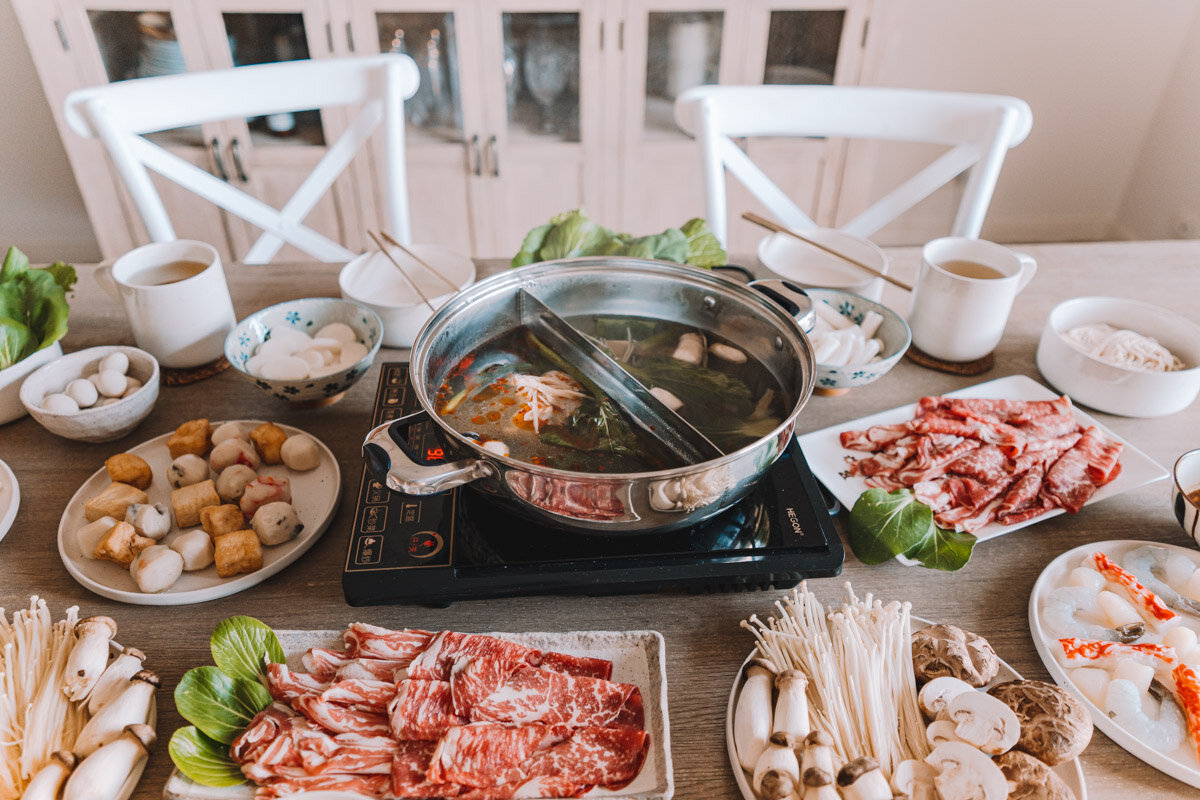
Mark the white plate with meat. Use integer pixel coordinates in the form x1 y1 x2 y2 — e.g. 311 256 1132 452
164 628 674 800
57 421 340 605
795 374 1167 545
1031 539 1200 789
0 456 18 544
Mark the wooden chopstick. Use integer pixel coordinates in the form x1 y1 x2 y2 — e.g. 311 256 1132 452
378 230 460 294
741 211 913 292
366 230 437 312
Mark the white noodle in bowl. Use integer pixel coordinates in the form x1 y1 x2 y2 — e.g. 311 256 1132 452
1063 322 1185 373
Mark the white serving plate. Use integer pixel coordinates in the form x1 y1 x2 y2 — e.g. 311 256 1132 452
57 421 340 605
795 374 1168 548
1030 539 1200 788
726 615 1087 800
0 457 18 544
165 629 674 800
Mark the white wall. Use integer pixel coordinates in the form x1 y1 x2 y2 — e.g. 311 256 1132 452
0 1 100 263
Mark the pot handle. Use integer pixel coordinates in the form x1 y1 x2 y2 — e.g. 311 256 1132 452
363 411 494 496
748 278 815 333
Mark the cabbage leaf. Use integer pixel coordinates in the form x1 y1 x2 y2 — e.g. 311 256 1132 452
0 246 76 370
511 210 726 268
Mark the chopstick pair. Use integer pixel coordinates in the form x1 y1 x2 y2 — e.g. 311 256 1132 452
366 230 460 313
741 211 914 293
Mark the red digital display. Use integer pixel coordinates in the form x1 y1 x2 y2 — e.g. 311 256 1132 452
425 447 445 463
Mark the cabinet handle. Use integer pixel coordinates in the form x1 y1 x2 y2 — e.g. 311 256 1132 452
346 22 356 52
469 134 481 176
486 134 499 178
230 138 249 182
619 20 624 51
209 138 230 181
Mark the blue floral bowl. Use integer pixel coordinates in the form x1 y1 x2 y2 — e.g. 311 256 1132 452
805 288 910 395
224 297 382 406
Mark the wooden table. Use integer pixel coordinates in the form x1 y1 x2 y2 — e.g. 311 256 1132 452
2 240 1198 799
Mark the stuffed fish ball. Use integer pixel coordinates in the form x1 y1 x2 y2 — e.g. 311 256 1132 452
251 501 304 546
216 464 258 502
239 476 291 518
170 530 214 571
280 434 321 471
210 438 261 472
168 454 209 489
211 421 245 446
125 503 171 540
130 545 183 593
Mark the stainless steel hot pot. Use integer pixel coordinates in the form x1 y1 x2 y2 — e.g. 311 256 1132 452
363 257 816 533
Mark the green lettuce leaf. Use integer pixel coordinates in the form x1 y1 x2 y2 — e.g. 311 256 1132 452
681 218 727 267
168 726 246 787
512 223 554 267
0 246 76 369
510 210 727 268
538 210 616 260
847 488 977 570
175 666 272 744
0 318 33 367
210 615 284 684
610 228 689 263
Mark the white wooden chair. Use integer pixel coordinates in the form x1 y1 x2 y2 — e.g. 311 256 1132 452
64 54 420 264
674 85 1033 247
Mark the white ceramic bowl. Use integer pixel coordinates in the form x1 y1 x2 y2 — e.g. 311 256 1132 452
339 245 475 348
1174 449 1200 545
0 342 62 425
225 297 382 406
1036 296 1200 417
805 288 910 395
19 345 159 442
757 229 890 301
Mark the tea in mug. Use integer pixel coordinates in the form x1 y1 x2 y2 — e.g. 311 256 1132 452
937 259 1005 280
130 260 209 286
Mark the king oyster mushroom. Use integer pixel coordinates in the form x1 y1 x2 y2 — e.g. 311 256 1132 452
20 751 76 800
912 624 1000 688
836 757 892 800
943 690 1021 755
925 741 1007 800
62 616 118 701
995 750 1077 800
987 679 1094 766
734 658 776 771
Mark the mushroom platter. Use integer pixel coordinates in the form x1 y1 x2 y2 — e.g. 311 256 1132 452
0 598 158 800
1031 539 1200 788
727 583 1089 800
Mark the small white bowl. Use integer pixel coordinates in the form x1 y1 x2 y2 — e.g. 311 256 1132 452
225 297 382 406
758 229 890 301
1174 449 1200 546
339 245 475 348
0 342 62 425
1036 296 1200 417
19 345 159 442
805 288 911 396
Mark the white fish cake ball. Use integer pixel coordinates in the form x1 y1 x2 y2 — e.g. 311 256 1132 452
1069 667 1110 707
257 337 300 361
66 378 99 408
1096 590 1142 628
259 355 310 381
99 351 130 374
280 435 321 471
125 502 171 540
95 369 128 397
121 377 143 398
211 421 245 445
167 453 209 489
130 545 183 593
338 341 369 366
43 392 79 414
1067 566 1106 592
216 464 258 502
1163 626 1198 655
210 438 261 472
171 530 214 571
316 322 356 346
1113 658 1155 694
251 501 304 546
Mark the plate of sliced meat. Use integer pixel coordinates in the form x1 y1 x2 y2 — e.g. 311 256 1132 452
165 624 672 800
796 374 1167 545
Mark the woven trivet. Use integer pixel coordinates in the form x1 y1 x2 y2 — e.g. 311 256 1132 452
905 344 995 376
161 356 231 386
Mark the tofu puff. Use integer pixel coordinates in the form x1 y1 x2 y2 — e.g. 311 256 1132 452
167 418 213 459
104 453 153 490
250 422 288 464
213 529 262 577
200 503 246 539
171 479 220 528
93 521 155 566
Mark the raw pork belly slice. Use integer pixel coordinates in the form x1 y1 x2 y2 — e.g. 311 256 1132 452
525 726 650 790
254 772 391 799
232 704 297 765
471 665 643 729
266 662 329 703
345 622 434 663
410 631 539 682
293 693 391 735
321 678 396 713
334 657 409 684
428 722 568 787
298 733 399 775
389 678 467 740
303 647 353 681
839 422 911 452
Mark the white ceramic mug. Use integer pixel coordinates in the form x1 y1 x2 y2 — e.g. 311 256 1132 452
96 240 236 369
1174 449 1200 546
907 237 1037 363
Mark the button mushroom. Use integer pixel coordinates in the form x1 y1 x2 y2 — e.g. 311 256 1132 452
944 690 1021 755
837 756 892 800
912 624 1000 688
62 723 156 800
752 732 800 800
734 659 776 771
987 679 1094 766
995 750 1078 800
918 676 977 721
924 741 1007 800
925 718 966 749
62 616 118 701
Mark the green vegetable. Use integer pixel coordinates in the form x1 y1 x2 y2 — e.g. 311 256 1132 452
174 666 272 744
540 397 642 456
168 727 247 787
0 246 77 370
511 209 727 268
847 488 977 571
211 615 285 684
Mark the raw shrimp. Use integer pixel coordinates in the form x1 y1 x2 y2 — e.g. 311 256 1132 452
1042 586 1121 641
1121 545 1200 616
1104 677 1187 751
1090 551 1178 630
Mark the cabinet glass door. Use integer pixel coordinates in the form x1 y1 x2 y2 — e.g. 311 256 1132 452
643 10 723 136
375 11 464 143
762 9 844 85
502 12 581 143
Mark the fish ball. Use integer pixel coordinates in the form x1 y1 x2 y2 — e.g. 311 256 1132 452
210 438 261 472
211 422 245 445
43 393 79 414
1069 667 1109 707
1096 590 1142 628
168 453 209 489
316 322 356 346
280 435 321 471
125 503 171 540
171 530 214 571
121 377 143 398
130 545 183 593
258 356 310 381
1163 626 1198 655
95 369 128 397
1067 566 1106 592
251 501 304 546
216 464 258 502
1113 658 1155 695
66 378 99 408
338 341 369 365
1165 553 1198 592
99 352 129 374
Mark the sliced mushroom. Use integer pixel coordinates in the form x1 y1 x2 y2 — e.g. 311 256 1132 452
925 741 1007 800
925 719 965 749
995 750 1077 800
918 676 977 721
987 679 1093 766
912 624 1000 687
945 690 1021 755
891 759 938 800
837 756 892 800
